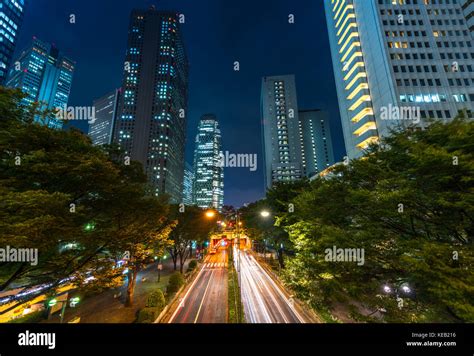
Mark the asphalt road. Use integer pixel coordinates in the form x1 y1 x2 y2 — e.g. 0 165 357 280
168 247 228 323
236 247 306 323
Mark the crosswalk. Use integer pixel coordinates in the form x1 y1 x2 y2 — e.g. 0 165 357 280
204 262 228 269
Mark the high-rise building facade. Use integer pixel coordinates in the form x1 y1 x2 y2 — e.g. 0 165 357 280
88 89 121 145
261 75 303 189
182 162 194 206
6 37 75 129
298 109 335 177
461 0 474 36
113 7 189 203
192 114 224 212
325 0 474 159
0 0 26 84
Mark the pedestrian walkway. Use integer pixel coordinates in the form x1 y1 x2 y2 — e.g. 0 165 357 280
204 262 227 269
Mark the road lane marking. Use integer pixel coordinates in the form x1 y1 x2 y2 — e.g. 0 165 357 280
239 251 272 323
193 270 214 323
167 262 207 323
249 254 306 323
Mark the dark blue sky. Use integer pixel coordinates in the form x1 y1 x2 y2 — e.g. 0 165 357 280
15 0 345 207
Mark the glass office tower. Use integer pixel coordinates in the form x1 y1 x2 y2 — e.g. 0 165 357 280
89 89 121 145
182 162 194 206
325 0 474 159
113 7 189 203
192 114 224 212
0 0 26 84
6 37 75 129
261 75 303 190
298 109 336 177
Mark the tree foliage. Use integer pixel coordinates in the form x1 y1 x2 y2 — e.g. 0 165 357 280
0 87 173 308
259 117 474 322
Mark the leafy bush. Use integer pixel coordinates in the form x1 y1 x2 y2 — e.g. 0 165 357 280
166 272 185 295
188 260 198 271
146 290 165 309
137 307 160 323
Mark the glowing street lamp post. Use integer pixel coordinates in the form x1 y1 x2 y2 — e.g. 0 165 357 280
260 210 271 262
48 295 80 323
383 282 413 310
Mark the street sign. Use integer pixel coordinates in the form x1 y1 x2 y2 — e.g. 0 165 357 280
69 297 80 307
157 264 163 270
48 299 57 307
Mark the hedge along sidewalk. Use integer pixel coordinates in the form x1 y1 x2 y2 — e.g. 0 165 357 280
154 260 205 323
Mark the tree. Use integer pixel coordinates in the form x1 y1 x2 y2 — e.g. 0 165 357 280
0 87 174 309
240 180 310 268
280 117 474 322
167 205 214 273
0 87 127 292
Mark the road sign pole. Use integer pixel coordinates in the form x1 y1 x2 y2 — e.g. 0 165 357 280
60 299 67 324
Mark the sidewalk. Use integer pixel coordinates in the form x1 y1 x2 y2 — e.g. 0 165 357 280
42 258 192 323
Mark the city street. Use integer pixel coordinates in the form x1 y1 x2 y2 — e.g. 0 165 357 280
167 246 228 323
236 247 307 323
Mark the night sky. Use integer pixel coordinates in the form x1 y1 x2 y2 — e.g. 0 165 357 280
15 0 345 207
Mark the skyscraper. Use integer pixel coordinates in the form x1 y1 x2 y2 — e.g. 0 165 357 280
113 7 189 203
6 37 75 129
298 109 335 177
182 162 194 206
192 114 224 212
325 0 474 159
88 89 121 145
461 0 473 36
261 75 303 190
0 0 27 84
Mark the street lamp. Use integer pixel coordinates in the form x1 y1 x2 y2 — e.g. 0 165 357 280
260 210 270 218
382 282 413 309
205 210 215 218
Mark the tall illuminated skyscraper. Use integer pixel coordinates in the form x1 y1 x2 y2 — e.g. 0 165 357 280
325 0 474 159
182 162 194 206
261 75 303 190
113 7 189 203
89 89 121 145
6 37 75 129
192 114 224 212
298 109 335 177
0 0 27 84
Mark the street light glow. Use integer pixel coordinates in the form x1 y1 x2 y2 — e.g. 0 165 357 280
401 285 411 294
205 210 215 218
260 210 270 218
383 285 391 294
